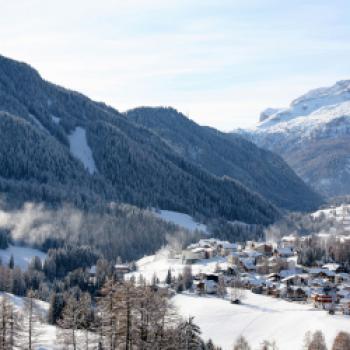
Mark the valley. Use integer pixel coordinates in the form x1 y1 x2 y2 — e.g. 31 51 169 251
0 40 350 350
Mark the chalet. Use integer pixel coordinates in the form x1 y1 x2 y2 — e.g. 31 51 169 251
181 248 206 264
281 235 298 249
266 273 280 282
311 292 334 309
309 268 336 283
339 298 350 314
335 273 350 284
284 286 308 301
88 265 97 284
276 247 294 258
194 279 218 294
281 274 308 287
279 268 303 279
227 253 241 266
218 241 239 256
322 263 343 273
256 256 287 275
240 258 256 273
254 243 273 256
114 264 131 280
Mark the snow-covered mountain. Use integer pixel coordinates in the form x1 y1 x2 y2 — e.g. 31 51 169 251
237 80 350 197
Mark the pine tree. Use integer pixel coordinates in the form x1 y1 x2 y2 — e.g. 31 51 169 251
183 265 193 290
165 269 172 285
8 255 14 270
179 316 202 350
48 292 64 325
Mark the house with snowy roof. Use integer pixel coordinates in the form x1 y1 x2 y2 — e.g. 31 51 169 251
276 247 294 258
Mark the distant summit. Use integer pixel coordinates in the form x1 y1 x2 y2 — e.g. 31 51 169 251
237 80 350 197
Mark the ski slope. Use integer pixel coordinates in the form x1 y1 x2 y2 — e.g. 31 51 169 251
154 210 208 233
0 245 46 270
173 292 350 350
68 126 97 174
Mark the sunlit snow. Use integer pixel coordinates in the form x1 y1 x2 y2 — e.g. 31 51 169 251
68 127 97 174
154 210 208 233
174 292 350 350
0 245 46 270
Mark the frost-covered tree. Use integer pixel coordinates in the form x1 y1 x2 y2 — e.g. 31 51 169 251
234 335 251 350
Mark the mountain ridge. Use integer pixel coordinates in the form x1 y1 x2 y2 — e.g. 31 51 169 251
0 54 281 225
126 106 323 212
237 80 350 197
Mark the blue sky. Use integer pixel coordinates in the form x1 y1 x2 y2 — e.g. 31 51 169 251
1 0 350 130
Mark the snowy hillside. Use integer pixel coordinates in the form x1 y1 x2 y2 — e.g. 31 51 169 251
68 127 97 175
0 245 46 270
251 100 350 141
0 292 98 350
238 80 350 197
126 248 226 283
255 80 350 128
174 292 350 350
0 292 57 350
154 210 208 233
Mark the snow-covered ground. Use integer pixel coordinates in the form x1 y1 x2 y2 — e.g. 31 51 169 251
173 292 350 350
0 292 97 350
250 80 350 131
126 248 225 283
0 292 57 350
312 204 350 220
238 80 350 144
154 210 208 233
0 245 47 270
68 126 97 174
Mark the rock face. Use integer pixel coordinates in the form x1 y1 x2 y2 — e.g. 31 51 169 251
238 80 350 198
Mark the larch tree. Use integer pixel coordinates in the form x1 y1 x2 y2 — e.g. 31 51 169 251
308 330 328 350
20 290 43 350
234 335 251 350
332 332 350 350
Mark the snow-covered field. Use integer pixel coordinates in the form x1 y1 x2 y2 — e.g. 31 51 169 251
174 292 350 350
154 210 208 233
0 245 47 270
126 249 225 283
68 126 97 174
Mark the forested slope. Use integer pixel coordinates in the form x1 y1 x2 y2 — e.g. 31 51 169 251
0 54 279 225
126 107 322 211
